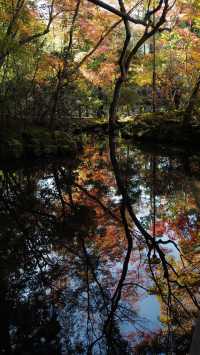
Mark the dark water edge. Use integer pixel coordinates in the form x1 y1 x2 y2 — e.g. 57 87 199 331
1 134 200 354
0 127 82 162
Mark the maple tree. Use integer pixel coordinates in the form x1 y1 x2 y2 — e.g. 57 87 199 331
2 1 200 353
1 0 200 127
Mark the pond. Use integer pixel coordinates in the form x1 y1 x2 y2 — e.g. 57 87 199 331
0 134 200 354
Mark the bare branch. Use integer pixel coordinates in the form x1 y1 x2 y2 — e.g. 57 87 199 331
66 0 81 53
19 0 57 46
76 0 144 69
87 0 150 26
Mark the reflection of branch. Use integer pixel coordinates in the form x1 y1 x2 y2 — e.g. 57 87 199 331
53 169 66 217
122 282 149 292
87 200 135 352
81 238 110 315
74 182 121 223
105 0 200 342
157 238 180 251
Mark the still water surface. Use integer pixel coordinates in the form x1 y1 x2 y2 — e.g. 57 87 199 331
0 136 200 354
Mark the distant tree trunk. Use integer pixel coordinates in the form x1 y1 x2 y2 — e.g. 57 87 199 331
152 3 156 113
0 53 6 67
108 6 169 129
49 70 63 131
190 316 200 355
151 155 156 237
48 0 81 130
78 105 82 119
183 74 200 126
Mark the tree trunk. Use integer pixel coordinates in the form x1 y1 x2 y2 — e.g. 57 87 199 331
0 53 6 68
183 75 200 126
190 316 200 355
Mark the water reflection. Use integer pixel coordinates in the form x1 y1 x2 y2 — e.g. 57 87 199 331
1 138 200 354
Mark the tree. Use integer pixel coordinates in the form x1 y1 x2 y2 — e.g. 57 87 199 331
0 0 58 68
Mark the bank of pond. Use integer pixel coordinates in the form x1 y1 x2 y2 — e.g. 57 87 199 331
1 110 200 162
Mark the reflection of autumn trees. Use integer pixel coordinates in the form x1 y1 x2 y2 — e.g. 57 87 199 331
0 165 64 354
55 140 145 352
68 138 200 353
122 147 200 353
2 139 200 353
0 144 144 354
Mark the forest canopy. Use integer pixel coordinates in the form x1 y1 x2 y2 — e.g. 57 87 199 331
0 0 200 130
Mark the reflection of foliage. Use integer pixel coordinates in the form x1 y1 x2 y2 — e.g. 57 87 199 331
2 138 200 353
0 142 141 354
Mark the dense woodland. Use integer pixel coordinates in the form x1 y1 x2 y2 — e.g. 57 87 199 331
1 1 200 355
1 0 200 129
